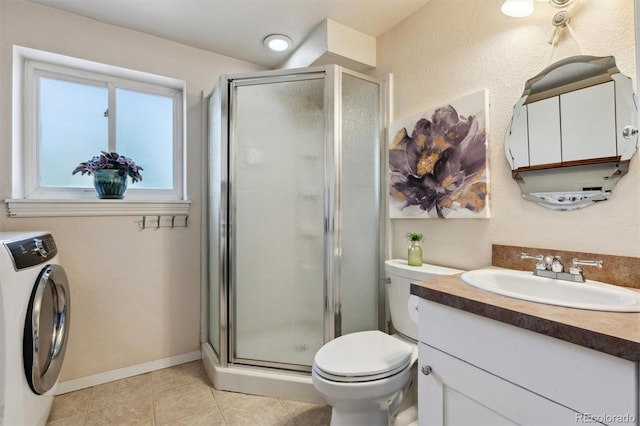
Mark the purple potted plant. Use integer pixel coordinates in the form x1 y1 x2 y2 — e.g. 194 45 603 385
72 151 143 199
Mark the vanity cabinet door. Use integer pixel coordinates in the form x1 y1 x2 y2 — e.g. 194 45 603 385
418 343 579 426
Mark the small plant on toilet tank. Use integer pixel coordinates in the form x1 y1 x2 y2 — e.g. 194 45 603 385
406 232 423 267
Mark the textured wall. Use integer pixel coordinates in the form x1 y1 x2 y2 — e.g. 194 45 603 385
0 0 262 381
373 0 638 270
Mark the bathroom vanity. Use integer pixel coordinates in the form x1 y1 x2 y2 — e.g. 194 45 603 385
411 269 640 426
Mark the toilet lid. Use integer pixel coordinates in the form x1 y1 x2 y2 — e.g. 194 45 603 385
313 330 413 382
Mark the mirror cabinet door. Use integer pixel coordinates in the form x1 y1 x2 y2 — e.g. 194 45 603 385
560 82 616 163
528 97 561 166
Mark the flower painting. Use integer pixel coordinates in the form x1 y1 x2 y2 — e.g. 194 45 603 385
388 89 489 219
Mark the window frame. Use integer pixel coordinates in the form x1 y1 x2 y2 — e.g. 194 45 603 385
9 46 189 216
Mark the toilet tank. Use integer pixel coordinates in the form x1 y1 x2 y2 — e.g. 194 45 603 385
384 259 463 340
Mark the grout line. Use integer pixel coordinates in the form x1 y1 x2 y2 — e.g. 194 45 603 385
151 387 157 426
83 386 93 426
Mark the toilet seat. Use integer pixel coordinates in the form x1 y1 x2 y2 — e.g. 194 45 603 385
313 330 413 383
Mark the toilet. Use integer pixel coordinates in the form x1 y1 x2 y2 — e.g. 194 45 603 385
312 259 463 426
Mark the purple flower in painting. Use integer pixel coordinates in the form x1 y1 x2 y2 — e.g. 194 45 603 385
389 105 487 218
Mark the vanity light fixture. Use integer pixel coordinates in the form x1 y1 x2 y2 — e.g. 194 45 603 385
501 0 534 18
548 0 575 7
263 34 293 52
501 0 575 17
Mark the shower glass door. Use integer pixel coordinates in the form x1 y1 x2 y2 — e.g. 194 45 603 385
230 74 326 369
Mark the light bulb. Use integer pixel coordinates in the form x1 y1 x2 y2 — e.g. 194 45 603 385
263 34 292 52
501 0 534 17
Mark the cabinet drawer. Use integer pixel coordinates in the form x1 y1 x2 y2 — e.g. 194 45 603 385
419 299 637 422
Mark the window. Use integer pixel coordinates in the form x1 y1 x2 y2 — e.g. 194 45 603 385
11 46 187 213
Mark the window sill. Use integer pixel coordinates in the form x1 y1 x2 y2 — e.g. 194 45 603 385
5 199 191 218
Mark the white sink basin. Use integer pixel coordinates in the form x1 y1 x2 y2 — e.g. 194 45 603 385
461 269 640 312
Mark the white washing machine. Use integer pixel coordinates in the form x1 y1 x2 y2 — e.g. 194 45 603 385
0 232 70 426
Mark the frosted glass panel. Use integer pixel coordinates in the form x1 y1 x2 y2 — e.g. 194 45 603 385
208 83 222 356
232 77 325 367
38 79 175 190
39 77 107 187
116 88 174 189
340 74 380 334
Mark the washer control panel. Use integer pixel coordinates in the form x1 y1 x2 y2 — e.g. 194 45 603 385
3 233 57 270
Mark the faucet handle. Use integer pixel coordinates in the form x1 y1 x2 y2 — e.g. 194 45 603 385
521 252 547 270
569 258 604 275
520 252 542 260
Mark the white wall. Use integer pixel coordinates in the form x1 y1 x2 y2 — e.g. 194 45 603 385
373 0 638 270
0 0 263 381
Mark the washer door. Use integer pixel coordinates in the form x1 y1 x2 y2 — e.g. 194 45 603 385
23 264 71 395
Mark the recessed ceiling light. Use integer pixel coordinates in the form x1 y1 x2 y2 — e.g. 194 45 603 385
263 34 293 52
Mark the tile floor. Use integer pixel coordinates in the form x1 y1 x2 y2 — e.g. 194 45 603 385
46 361 332 426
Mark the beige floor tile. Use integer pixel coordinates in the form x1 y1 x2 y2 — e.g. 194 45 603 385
46 413 86 426
47 388 92 422
219 393 294 426
84 395 154 425
211 387 247 406
89 373 152 411
151 360 211 394
153 380 217 425
164 406 226 426
279 399 332 426
47 361 335 426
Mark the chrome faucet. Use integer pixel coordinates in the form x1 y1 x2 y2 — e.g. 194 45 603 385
520 252 603 283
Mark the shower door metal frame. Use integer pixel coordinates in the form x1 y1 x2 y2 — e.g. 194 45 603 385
343 67 389 337
324 65 340 344
206 65 387 372
204 75 230 367
228 69 328 372
323 66 387 342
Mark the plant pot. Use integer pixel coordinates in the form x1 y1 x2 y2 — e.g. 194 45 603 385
408 240 423 266
93 169 128 199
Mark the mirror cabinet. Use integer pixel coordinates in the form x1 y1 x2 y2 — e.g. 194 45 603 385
505 56 638 210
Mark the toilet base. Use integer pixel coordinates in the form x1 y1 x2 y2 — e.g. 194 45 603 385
390 365 418 426
325 365 418 426
330 403 390 426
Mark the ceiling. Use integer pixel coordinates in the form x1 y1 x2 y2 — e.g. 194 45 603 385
25 0 430 68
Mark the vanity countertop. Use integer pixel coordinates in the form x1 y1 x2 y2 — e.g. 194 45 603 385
410 266 640 362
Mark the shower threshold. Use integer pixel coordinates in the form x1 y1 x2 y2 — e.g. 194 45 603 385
201 343 324 404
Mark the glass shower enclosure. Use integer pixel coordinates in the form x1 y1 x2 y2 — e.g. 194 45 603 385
206 65 384 374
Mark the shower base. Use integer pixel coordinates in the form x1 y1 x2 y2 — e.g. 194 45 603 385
201 343 324 404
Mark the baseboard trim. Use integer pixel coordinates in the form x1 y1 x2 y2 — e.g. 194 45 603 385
56 351 202 395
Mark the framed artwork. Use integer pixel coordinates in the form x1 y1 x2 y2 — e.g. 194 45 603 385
388 89 490 219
